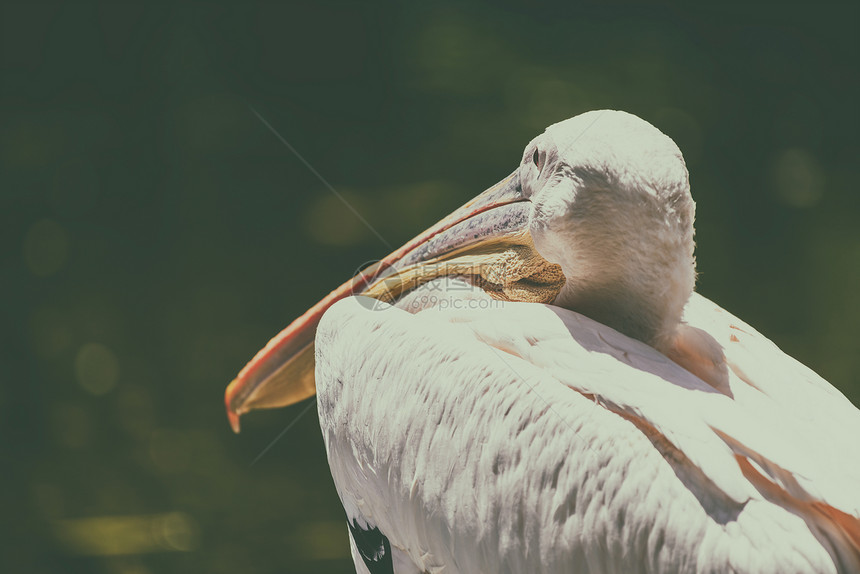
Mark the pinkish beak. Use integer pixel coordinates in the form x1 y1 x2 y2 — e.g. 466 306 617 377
225 170 543 432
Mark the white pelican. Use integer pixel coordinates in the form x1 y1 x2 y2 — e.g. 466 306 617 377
226 110 860 573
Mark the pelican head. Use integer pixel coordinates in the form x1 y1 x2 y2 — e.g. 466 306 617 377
522 110 695 348
225 110 697 429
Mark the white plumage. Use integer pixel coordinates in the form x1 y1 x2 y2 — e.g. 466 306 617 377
317 291 859 573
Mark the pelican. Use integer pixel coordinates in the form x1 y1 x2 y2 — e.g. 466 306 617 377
226 110 860 573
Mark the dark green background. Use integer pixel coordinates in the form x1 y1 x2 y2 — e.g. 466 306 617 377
3 3 858 573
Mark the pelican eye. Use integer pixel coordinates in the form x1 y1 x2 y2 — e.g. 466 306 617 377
532 148 543 175
347 519 393 574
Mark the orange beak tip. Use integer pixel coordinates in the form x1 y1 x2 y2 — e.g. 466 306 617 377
227 408 241 434
225 379 242 433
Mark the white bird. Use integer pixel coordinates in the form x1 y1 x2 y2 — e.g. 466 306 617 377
226 111 860 573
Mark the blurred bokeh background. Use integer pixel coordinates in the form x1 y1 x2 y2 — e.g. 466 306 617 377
2 2 858 573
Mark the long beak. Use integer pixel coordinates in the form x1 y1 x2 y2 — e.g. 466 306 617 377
224 169 564 432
